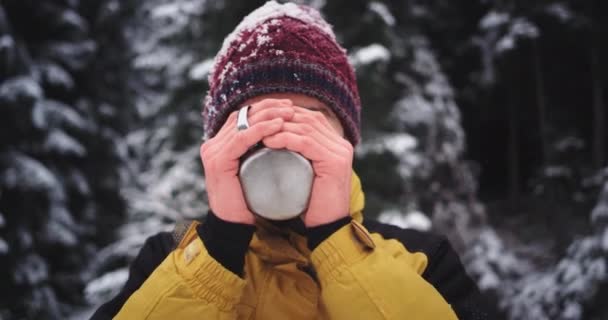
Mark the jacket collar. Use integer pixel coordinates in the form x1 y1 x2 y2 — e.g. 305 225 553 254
250 170 365 264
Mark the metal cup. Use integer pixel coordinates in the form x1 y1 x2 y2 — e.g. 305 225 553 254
239 147 314 220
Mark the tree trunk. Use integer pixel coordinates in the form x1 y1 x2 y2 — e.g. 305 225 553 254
590 41 605 169
507 47 521 206
533 40 549 164
508 94 520 205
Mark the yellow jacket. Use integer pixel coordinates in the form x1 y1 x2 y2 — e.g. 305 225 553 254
106 172 480 319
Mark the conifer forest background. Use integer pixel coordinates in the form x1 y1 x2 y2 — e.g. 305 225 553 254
0 0 607 319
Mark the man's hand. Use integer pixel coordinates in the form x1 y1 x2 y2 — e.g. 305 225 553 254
262 106 353 227
200 99 295 224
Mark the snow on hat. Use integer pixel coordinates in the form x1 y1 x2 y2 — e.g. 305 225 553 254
202 1 361 145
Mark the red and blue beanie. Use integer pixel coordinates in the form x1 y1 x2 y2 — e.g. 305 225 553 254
202 1 362 146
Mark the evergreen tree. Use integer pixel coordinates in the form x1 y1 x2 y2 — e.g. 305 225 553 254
417 1 608 318
0 0 134 318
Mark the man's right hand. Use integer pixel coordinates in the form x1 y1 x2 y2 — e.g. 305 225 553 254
199 99 295 224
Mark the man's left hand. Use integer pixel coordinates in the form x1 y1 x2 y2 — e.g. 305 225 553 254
262 106 353 227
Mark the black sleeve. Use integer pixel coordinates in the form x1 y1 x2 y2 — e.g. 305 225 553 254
422 237 496 320
90 232 175 320
306 216 352 250
197 210 256 277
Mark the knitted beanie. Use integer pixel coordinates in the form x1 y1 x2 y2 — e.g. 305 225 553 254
202 1 361 145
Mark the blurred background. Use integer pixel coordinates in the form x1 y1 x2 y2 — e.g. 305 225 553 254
0 0 607 319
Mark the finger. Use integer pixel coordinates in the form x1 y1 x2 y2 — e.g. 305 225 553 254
202 128 236 161
292 106 336 134
215 99 291 138
213 110 239 139
279 122 346 157
290 107 351 149
290 112 341 146
206 100 292 159
247 105 295 126
248 98 293 115
262 131 331 162
224 118 285 159
247 99 293 119
202 111 239 157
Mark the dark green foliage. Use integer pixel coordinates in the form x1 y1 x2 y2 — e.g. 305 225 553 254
0 0 134 318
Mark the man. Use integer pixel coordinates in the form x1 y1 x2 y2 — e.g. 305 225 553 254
92 1 491 319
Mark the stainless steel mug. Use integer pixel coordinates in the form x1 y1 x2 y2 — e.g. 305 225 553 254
238 147 314 220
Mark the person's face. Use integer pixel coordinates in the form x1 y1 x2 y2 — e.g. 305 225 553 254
242 92 345 137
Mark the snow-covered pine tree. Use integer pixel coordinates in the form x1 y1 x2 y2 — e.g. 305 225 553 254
0 0 134 318
418 1 608 318
83 0 218 305
319 0 486 250
83 4 281 302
